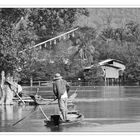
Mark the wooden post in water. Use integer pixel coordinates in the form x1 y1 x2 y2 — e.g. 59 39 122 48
30 77 33 87
38 81 41 86
105 75 106 86
104 69 106 86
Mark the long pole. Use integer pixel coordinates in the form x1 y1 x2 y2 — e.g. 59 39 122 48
12 106 38 126
68 85 80 101
19 27 79 53
11 83 25 105
39 106 49 121
15 91 25 105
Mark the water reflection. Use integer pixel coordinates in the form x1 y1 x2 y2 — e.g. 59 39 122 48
17 105 23 119
0 104 37 125
0 105 13 127
0 105 13 121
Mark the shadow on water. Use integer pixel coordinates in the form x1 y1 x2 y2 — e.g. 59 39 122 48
0 105 14 127
47 125 63 132
1 86 140 132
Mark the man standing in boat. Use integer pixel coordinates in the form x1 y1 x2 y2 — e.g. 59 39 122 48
53 73 70 122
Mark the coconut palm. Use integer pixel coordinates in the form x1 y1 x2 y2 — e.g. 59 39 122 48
68 27 96 68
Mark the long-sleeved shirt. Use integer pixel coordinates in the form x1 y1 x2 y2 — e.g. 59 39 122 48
53 79 70 99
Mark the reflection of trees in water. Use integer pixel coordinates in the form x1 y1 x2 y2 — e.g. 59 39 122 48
6 106 14 120
0 105 13 121
17 105 24 119
0 105 26 123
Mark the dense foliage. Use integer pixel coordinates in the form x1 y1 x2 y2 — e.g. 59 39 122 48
0 8 88 81
1 8 140 84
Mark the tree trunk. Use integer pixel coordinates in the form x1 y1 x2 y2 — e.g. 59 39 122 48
0 71 6 104
0 71 14 105
4 84 14 105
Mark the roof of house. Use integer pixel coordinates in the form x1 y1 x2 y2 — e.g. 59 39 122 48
99 58 124 66
83 58 125 70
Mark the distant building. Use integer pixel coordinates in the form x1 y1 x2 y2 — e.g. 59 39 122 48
99 59 126 79
84 59 126 85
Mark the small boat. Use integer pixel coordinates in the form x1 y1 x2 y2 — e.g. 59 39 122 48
13 96 55 105
13 96 34 104
13 95 52 105
13 87 78 105
29 95 52 105
13 92 77 105
44 111 84 127
29 95 73 105
29 92 77 105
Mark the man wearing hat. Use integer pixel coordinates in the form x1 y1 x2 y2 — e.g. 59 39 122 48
53 73 70 122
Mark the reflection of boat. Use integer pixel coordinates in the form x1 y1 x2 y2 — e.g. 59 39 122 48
44 111 84 127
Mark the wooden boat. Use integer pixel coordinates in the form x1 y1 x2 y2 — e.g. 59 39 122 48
29 92 77 105
44 111 84 127
13 95 52 105
13 92 77 105
13 87 78 105
13 96 34 104
30 95 75 105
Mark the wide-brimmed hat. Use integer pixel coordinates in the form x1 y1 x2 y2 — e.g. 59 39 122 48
53 73 62 80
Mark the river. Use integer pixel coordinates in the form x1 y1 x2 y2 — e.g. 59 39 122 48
1 86 140 132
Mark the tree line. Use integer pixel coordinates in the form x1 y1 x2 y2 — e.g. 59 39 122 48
1 8 140 85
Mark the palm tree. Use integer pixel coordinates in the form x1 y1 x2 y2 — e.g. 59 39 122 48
68 27 96 68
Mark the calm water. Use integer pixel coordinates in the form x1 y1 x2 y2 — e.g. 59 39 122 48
1 86 140 132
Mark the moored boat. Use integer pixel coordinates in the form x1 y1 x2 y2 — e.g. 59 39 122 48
13 92 77 105
13 96 34 104
13 86 78 105
29 94 74 105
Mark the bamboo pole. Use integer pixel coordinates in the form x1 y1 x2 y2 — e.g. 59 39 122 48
15 91 25 105
39 106 49 121
19 27 79 53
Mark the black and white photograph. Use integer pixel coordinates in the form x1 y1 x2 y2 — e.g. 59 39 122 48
1 3 140 134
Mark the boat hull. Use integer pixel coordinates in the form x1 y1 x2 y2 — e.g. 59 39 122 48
13 92 77 105
44 112 84 127
13 97 74 105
